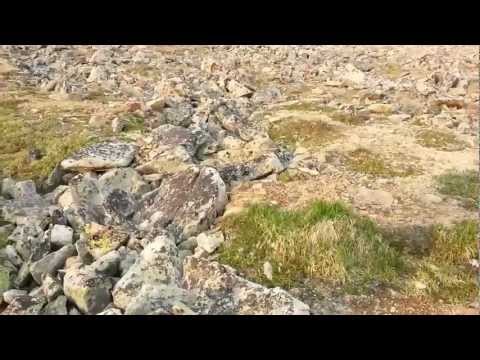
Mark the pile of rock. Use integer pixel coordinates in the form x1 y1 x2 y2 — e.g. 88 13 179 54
0 136 309 315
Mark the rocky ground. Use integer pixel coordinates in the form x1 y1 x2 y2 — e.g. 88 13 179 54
0 45 479 315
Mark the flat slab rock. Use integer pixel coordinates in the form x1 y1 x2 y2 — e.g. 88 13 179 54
61 142 136 171
135 166 227 237
182 257 310 315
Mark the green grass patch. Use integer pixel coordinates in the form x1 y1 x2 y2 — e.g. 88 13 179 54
416 129 467 151
268 117 342 151
218 201 406 292
218 201 479 303
341 148 421 177
435 169 479 209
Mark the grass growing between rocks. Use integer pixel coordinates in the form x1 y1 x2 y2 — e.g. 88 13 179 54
435 170 479 210
340 148 421 177
218 201 479 304
268 117 342 151
416 129 467 151
0 99 95 182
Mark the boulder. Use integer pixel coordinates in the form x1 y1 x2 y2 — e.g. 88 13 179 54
63 267 113 314
61 141 136 171
29 244 75 284
124 284 198 315
2 295 46 315
84 223 129 259
182 257 310 315
196 231 224 254
2 289 28 304
42 295 68 315
112 235 181 310
135 166 227 237
50 224 74 248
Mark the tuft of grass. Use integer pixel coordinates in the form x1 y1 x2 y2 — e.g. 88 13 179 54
416 129 467 151
435 170 479 209
341 148 421 177
218 201 406 292
268 117 341 151
123 114 146 133
409 220 478 303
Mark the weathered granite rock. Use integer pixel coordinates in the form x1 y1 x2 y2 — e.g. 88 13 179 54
2 289 28 304
2 295 46 315
42 295 68 315
9 223 49 262
41 273 63 301
112 235 181 310
61 141 136 171
182 257 310 315
50 224 74 248
196 231 224 254
29 244 75 284
84 223 129 259
63 267 113 314
136 166 227 237
124 284 198 315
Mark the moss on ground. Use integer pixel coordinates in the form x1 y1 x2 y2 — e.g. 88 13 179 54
435 169 479 209
416 129 467 151
340 148 422 178
268 117 342 151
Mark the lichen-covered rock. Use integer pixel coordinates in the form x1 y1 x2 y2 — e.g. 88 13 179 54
29 244 75 284
135 166 227 237
86 250 121 277
98 168 150 200
2 295 46 315
196 231 224 254
50 224 74 248
63 267 113 314
124 284 198 315
9 223 49 262
61 141 136 171
4 245 23 267
182 257 310 315
84 223 129 259
98 307 123 315
41 273 63 301
2 289 28 304
42 295 68 315
112 236 181 310
136 124 214 175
